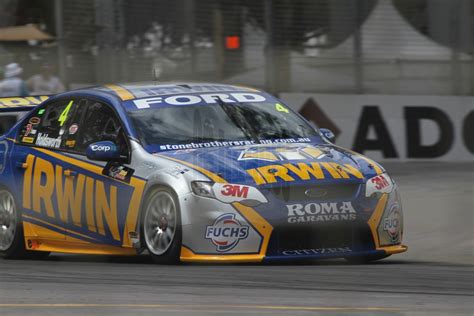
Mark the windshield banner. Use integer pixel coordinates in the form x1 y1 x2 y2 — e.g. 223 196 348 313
126 92 268 110
157 137 313 151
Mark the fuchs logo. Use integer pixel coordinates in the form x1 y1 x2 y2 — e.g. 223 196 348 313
383 203 401 242
205 213 249 252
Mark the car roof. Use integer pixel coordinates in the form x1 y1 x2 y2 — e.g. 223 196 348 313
91 82 262 102
1 83 263 113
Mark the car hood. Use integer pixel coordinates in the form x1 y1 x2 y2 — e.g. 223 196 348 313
156 143 383 187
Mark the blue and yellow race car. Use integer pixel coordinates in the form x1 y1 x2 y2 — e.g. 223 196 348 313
0 83 406 263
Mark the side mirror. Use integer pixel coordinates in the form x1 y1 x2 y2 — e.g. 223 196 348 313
86 141 121 161
320 128 335 141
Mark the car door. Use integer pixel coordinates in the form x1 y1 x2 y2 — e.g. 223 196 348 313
11 98 79 240
59 99 139 248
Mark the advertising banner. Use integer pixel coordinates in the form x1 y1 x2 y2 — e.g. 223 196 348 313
281 93 473 161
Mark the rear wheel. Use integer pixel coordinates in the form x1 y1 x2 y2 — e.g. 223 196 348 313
141 187 181 264
344 253 390 264
0 189 49 259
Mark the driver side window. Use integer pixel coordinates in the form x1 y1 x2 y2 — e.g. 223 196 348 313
73 101 128 157
17 99 76 149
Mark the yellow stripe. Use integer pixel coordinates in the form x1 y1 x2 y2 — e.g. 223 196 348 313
38 239 136 255
367 194 388 249
0 96 49 107
232 203 273 256
157 154 273 260
382 244 408 254
23 221 66 240
33 148 145 187
22 214 97 241
233 84 261 92
23 222 136 255
0 303 400 311
104 84 135 101
367 195 408 254
35 147 104 174
122 179 145 248
180 246 263 263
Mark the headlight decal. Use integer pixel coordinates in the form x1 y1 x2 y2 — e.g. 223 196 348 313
191 181 215 199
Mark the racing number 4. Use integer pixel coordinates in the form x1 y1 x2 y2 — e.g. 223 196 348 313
275 103 289 113
58 100 73 126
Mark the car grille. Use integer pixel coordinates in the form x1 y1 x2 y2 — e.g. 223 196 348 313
267 223 375 256
267 183 361 202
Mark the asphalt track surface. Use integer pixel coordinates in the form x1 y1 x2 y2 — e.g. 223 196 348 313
1 162 473 316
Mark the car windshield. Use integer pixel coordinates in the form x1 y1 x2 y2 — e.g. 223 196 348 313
128 100 319 152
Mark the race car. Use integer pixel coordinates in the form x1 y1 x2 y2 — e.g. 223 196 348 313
0 83 407 263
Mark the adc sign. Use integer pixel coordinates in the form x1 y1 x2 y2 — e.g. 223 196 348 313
281 93 473 161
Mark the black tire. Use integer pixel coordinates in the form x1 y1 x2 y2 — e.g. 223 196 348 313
140 186 181 264
0 188 50 260
344 253 391 264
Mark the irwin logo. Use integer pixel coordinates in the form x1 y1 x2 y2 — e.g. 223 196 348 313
246 162 363 185
22 155 125 241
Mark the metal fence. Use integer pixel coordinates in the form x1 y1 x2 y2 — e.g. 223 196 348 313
1 0 473 95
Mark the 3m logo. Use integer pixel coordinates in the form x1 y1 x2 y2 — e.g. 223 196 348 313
365 173 393 197
370 175 390 190
212 183 268 205
221 184 249 198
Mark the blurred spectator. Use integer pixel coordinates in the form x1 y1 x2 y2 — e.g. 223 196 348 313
0 63 29 97
27 63 65 95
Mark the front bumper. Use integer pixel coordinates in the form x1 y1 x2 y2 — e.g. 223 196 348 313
179 184 406 263
263 245 408 262
180 244 408 263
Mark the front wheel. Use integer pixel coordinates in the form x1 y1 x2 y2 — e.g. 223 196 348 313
0 189 49 259
141 187 181 264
